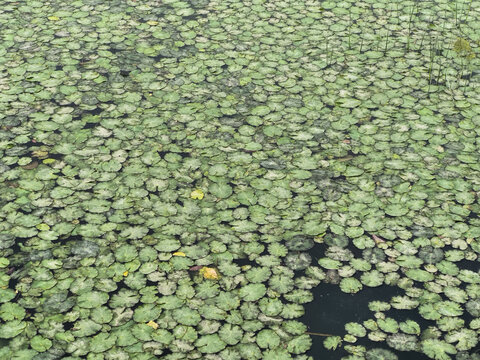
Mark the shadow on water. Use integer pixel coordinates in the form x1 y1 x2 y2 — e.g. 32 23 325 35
302 284 430 360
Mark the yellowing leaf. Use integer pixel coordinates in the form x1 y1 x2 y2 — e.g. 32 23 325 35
314 233 326 243
32 150 49 158
200 267 219 280
146 320 159 329
147 20 158 25
123 271 129 277
371 234 385 244
36 223 50 231
48 16 60 21
190 189 204 200
173 251 186 257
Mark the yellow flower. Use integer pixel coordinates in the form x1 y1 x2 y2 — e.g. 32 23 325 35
123 271 129 277
147 20 159 25
190 189 204 200
173 251 186 257
146 320 159 329
199 267 219 280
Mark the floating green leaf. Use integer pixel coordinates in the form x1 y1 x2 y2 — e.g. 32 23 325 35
0 320 26 339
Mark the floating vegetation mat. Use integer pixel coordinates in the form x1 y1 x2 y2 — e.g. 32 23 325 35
1 0 480 359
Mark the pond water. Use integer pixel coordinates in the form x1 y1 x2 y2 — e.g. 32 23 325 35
1 0 480 359
303 284 430 360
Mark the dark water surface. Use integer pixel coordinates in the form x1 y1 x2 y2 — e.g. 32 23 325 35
303 283 429 360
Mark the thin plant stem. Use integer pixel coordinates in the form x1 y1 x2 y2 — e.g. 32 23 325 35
465 0 473 24
436 56 444 86
441 9 447 35
407 4 417 51
305 331 334 337
396 2 400 30
419 32 426 52
427 32 436 91
347 14 351 50
459 57 465 89
384 30 389 53
455 3 458 27
436 63 442 86
459 0 474 43
428 37 438 85
326 38 329 65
